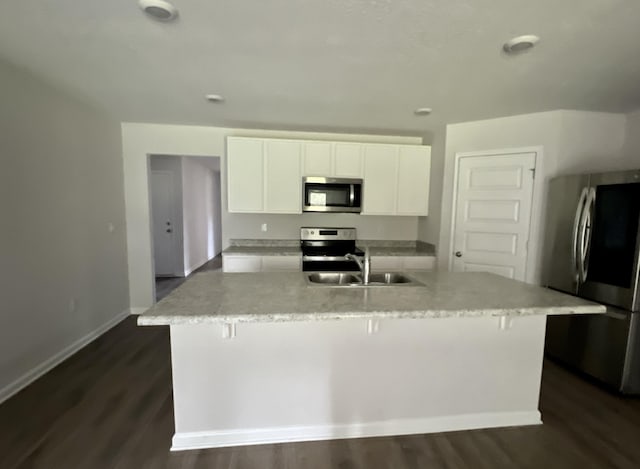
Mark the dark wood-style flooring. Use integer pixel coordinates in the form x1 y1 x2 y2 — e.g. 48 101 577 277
155 255 222 301
2 316 640 469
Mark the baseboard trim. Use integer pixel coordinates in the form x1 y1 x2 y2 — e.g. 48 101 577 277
129 307 149 315
171 411 542 451
0 309 131 405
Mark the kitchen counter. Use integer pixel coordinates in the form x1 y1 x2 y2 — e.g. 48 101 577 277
140 270 605 451
221 239 436 258
138 271 603 326
221 246 302 256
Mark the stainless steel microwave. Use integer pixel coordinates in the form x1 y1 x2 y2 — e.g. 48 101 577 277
302 177 363 213
544 169 640 311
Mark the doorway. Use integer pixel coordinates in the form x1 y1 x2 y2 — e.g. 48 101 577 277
148 155 223 301
450 151 536 281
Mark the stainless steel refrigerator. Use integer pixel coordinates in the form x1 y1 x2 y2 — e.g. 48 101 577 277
544 169 640 393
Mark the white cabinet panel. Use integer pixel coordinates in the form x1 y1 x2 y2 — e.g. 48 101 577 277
303 142 333 176
222 256 262 272
262 256 301 272
334 143 363 178
403 256 435 271
370 256 403 271
264 140 302 213
397 146 431 216
362 144 398 215
227 138 264 212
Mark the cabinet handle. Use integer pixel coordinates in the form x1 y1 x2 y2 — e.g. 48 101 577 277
455 251 462 258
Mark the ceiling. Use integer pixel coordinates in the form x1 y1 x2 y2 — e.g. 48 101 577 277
1 0 639 135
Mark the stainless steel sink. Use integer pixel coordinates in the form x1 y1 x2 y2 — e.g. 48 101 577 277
306 272 423 287
367 273 414 284
307 272 362 285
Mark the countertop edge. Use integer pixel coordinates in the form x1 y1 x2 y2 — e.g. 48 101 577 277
137 304 606 326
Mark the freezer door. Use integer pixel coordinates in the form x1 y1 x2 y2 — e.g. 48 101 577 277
545 309 636 393
544 174 591 294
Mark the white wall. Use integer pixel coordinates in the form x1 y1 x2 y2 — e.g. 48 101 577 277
212 171 223 257
182 157 217 275
122 123 422 309
417 126 446 246
622 109 640 162
437 110 626 284
0 58 129 402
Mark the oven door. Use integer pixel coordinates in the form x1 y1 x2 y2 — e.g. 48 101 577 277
302 256 361 272
578 171 640 311
303 177 362 213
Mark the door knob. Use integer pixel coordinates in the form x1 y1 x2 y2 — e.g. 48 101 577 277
166 228 172 233
455 251 462 257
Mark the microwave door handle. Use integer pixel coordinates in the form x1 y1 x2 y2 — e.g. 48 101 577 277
349 184 355 206
572 187 589 286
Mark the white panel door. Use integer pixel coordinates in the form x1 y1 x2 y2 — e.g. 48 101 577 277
150 170 178 276
334 143 363 178
396 145 431 215
362 144 398 215
303 142 333 176
452 152 536 281
264 140 302 213
227 138 264 212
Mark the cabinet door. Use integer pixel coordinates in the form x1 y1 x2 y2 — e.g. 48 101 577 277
223 256 262 272
264 140 302 213
334 143 363 178
362 144 398 215
370 256 403 271
227 138 264 212
397 146 431 215
262 256 301 272
403 256 435 271
303 142 333 176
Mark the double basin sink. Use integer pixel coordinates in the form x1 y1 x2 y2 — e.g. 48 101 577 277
306 272 423 287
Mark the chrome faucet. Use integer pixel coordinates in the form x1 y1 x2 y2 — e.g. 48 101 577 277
345 247 371 285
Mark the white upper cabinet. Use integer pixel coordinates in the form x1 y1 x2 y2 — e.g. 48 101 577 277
228 136 430 216
362 144 399 215
334 143 363 178
265 140 302 213
227 137 301 214
396 145 431 215
303 142 333 176
227 138 264 212
302 142 364 178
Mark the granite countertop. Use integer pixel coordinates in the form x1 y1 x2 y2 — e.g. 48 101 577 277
222 246 302 256
138 271 605 326
222 239 436 257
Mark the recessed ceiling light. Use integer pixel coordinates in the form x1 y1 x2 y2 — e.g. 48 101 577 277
139 0 179 21
503 35 540 54
205 94 225 103
414 107 432 116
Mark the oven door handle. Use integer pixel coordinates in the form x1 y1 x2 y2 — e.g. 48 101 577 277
303 255 362 261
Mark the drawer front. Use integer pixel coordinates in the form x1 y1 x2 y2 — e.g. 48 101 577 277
403 256 435 271
223 256 262 272
371 256 403 271
261 256 301 272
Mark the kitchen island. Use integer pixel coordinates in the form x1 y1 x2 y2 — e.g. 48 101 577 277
139 271 604 451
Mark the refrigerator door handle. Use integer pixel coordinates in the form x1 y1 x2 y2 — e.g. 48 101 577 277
578 188 597 283
572 187 589 285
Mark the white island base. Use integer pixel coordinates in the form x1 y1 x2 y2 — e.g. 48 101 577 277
169 315 546 451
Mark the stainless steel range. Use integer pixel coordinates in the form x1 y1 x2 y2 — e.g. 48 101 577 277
300 227 364 272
